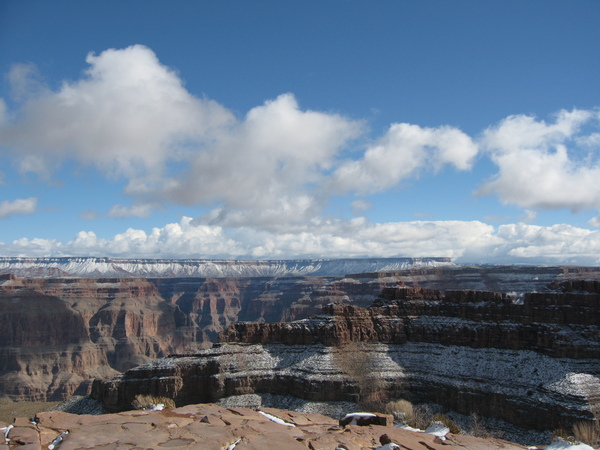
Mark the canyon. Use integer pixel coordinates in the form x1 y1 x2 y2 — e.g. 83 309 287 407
91 278 600 435
1 262 599 438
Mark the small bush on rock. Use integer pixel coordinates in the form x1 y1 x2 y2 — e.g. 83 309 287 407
385 399 414 424
469 413 493 438
573 420 600 447
432 413 461 435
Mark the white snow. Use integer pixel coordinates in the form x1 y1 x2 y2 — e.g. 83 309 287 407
48 430 69 449
226 438 242 450
545 439 594 450
258 411 296 427
424 421 450 440
375 444 401 450
147 403 165 411
1 424 13 442
398 424 422 432
342 412 377 425
0 256 452 278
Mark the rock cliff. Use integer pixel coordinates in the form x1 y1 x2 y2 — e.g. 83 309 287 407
0 270 426 401
92 281 600 433
3 265 600 405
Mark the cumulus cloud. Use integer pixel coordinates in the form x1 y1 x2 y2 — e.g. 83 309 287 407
0 45 234 180
0 46 483 228
478 109 600 213
3 45 600 265
2 216 600 264
329 123 478 195
0 197 37 219
160 93 363 227
493 222 600 264
6 63 47 102
0 47 368 226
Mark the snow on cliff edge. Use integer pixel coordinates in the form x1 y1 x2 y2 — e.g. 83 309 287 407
0 257 452 278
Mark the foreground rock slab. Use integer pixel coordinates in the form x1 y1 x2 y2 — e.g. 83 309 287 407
0 403 528 449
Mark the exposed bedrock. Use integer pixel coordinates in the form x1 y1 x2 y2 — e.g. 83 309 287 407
3 265 600 402
0 275 201 400
93 284 600 431
0 270 450 400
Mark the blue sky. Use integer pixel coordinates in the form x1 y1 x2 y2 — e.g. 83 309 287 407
1 1 600 264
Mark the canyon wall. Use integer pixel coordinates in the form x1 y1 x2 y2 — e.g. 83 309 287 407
2 265 600 404
0 270 422 400
92 281 600 432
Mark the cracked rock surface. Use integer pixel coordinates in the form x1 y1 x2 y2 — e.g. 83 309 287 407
0 403 527 449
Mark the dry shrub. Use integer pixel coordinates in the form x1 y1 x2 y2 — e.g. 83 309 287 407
131 394 175 410
551 428 571 441
384 400 431 429
334 342 387 411
573 420 600 447
432 413 461 435
411 404 433 430
469 412 493 438
385 399 414 423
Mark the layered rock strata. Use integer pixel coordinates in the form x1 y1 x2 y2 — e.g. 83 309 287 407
0 269 469 401
3 265 600 402
93 282 600 432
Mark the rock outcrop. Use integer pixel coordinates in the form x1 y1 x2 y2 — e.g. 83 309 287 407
0 403 526 449
92 282 600 433
3 265 600 404
0 268 474 401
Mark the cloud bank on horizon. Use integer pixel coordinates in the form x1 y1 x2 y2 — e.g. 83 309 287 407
1 45 600 264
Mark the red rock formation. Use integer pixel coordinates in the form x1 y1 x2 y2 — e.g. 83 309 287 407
3 266 600 405
93 282 600 432
0 403 525 449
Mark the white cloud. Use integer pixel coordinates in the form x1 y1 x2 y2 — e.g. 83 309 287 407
478 109 600 212
0 48 366 228
6 63 47 102
0 45 234 180
351 199 372 215
1 215 598 265
589 215 600 227
161 93 363 227
2 213 600 265
493 222 600 264
329 123 477 195
3 45 600 266
108 203 155 218
0 197 37 219
80 210 99 220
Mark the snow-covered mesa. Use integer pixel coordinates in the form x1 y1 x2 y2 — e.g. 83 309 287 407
0 256 450 278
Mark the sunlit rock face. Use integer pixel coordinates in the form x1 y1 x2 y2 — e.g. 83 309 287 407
2 264 600 403
0 274 200 401
0 269 432 401
93 282 600 431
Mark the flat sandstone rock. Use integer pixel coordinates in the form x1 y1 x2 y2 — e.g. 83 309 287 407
0 403 534 449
